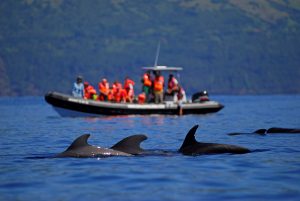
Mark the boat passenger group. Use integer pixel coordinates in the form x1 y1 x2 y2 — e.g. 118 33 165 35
72 71 186 104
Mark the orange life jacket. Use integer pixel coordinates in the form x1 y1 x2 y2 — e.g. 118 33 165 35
143 73 152 87
112 82 122 94
98 81 109 95
154 76 164 91
84 85 97 99
107 89 113 101
111 82 125 102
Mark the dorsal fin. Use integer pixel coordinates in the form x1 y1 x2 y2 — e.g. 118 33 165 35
111 135 147 155
178 125 199 152
254 129 267 135
65 134 91 151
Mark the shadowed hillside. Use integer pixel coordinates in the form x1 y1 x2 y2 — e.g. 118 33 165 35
0 0 299 96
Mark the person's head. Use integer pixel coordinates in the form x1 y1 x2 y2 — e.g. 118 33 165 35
154 71 161 77
84 81 89 87
102 78 107 83
76 76 83 83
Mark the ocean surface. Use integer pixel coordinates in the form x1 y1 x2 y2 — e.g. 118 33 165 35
0 95 299 201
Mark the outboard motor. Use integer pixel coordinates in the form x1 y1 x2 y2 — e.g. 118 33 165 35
192 91 210 103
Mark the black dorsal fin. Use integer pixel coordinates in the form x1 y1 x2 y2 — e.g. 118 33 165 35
178 125 199 152
111 135 147 155
65 134 91 151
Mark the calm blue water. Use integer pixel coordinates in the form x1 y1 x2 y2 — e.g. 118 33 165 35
0 95 300 201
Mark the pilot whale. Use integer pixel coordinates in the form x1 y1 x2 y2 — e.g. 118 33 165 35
57 134 147 157
228 127 300 136
255 128 300 134
179 125 250 155
54 126 252 158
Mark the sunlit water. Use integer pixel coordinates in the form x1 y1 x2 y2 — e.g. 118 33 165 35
0 95 299 201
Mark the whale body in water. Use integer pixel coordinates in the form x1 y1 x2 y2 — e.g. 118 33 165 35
57 134 147 157
228 127 300 136
54 125 252 158
179 125 250 155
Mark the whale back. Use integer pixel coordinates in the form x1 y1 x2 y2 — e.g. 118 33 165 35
254 129 267 134
267 127 300 133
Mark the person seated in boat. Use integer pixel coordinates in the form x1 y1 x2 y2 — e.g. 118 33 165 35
124 76 135 103
153 71 164 104
112 81 126 103
141 71 152 102
166 74 179 95
98 78 110 101
199 91 209 102
165 74 179 101
83 81 97 100
107 87 113 102
111 81 121 101
177 85 187 103
72 76 84 98
114 88 127 103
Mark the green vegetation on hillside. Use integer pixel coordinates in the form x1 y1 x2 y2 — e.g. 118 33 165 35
0 0 299 96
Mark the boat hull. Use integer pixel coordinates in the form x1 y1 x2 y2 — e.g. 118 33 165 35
45 92 224 117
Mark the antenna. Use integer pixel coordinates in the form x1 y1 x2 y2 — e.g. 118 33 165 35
154 41 160 67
